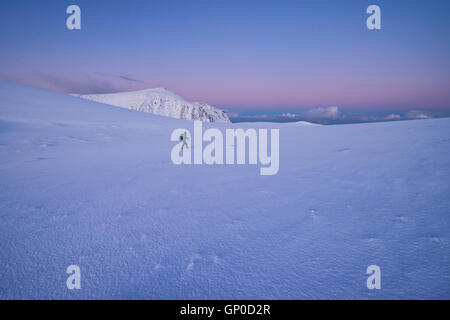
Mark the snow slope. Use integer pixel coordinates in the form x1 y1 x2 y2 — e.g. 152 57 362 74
295 121 322 126
75 88 230 123
0 80 449 299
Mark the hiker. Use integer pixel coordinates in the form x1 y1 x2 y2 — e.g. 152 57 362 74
180 131 189 150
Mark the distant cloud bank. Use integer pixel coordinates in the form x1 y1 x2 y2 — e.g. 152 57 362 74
229 106 437 124
304 106 340 120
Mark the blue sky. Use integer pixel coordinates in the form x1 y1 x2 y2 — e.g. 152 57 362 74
0 0 449 122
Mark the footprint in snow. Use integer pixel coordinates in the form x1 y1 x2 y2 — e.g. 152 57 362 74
187 254 202 270
156 208 168 215
140 233 148 241
29 157 48 162
51 122 69 127
40 142 57 148
336 148 351 153
363 234 377 242
212 255 220 264
64 136 89 143
431 236 440 243
186 254 220 271
310 209 320 220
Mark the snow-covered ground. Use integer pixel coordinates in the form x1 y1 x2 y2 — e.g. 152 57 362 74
0 80 449 299
76 88 230 123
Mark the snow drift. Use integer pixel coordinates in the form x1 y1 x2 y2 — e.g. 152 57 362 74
0 80 449 299
75 88 231 123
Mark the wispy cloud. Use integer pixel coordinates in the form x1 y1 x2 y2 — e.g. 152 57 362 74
35 72 120 94
305 106 340 120
405 110 432 120
385 113 401 120
29 71 150 94
95 72 146 84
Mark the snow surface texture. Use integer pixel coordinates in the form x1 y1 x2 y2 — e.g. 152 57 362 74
75 88 230 123
0 80 449 299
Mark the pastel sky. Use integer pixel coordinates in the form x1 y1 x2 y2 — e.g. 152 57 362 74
0 0 449 114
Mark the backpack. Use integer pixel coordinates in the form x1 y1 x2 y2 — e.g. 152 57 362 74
180 135 184 141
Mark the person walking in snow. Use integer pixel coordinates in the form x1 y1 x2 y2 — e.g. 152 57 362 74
180 131 189 150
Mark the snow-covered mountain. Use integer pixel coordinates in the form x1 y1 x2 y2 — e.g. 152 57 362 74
75 88 231 123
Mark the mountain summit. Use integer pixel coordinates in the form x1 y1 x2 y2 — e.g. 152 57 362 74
75 88 231 123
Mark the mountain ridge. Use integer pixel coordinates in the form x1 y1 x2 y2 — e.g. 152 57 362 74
75 88 231 123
